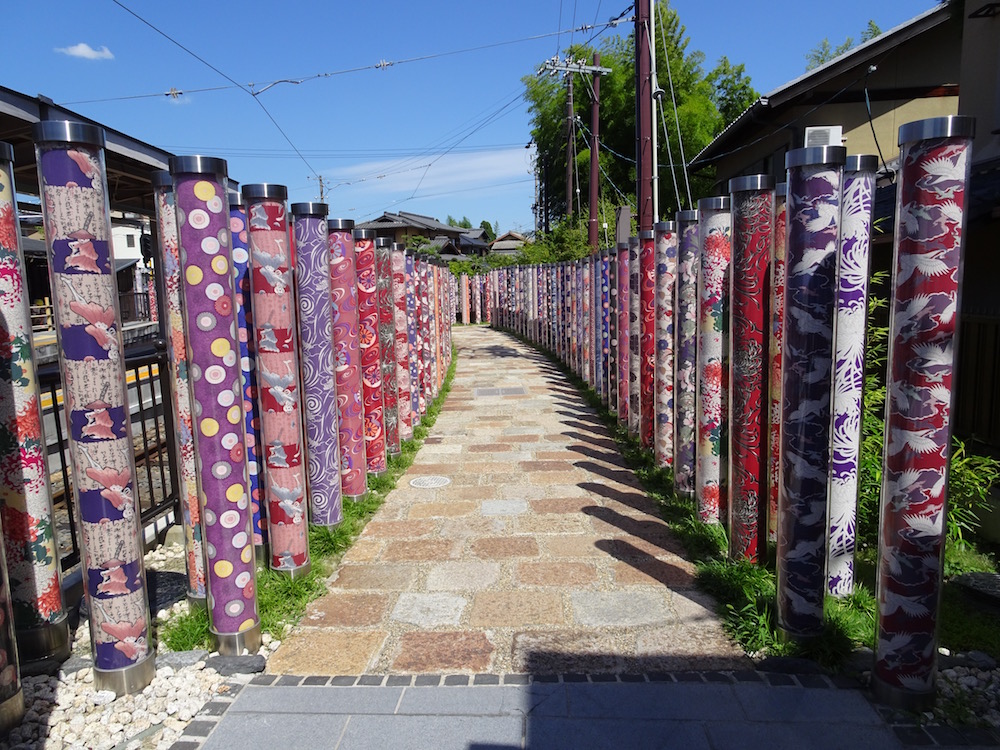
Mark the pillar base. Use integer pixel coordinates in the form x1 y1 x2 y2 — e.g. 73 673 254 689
187 593 207 610
17 615 71 675
254 544 269 566
94 651 155 696
872 674 936 712
273 560 311 580
213 621 261 656
776 626 823 645
0 689 24 734
387 446 401 457
344 493 366 503
369 470 387 479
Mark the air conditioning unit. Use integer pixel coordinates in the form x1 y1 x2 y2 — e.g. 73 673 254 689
804 125 844 147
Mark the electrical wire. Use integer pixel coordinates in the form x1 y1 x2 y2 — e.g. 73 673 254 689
656 1 692 208
109 0 321 179
864 66 895 182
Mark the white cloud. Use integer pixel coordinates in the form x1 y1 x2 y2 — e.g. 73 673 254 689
55 43 114 61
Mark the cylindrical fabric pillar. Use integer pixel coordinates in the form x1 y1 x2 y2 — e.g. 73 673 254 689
728 176 775 563
827 156 878 596
376 239 401 456
419 256 432 412
767 186 788 542
405 251 421 424
628 237 641 436
0 142 70 668
874 116 975 709
582 260 591 384
474 274 482 324
153 171 206 606
776 145 846 641
696 197 732 524
654 222 677 469
0 505 23 728
640 230 656 448
461 274 469 324
353 230 387 475
245 190 315 569
329 220 368 501
608 250 619 414
674 210 699 498
600 251 611 405
36 121 154 692
229 192 266 562
391 244 413 442
617 243 630 427
570 262 579 371
170 155 260 656
287 199 339 536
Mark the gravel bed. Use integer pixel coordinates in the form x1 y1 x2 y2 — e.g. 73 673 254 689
3 542 280 750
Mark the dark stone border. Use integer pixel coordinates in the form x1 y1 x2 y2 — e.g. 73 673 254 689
169 671 1000 750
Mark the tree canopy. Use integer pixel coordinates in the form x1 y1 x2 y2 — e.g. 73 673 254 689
523 0 759 230
805 20 882 71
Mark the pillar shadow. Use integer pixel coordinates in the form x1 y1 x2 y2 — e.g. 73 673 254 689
571 460 642 490
566 444 628 468
581 505 686 558
558 420 605 437
577 481 659 516
560 432 619 452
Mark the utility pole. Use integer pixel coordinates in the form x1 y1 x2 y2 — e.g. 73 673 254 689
649 4 659 224
589 52 601 250
635 0 654 232
308 174 327 201
542 56 611 247
565 74 575 217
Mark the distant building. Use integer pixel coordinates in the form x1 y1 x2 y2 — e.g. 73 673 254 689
490 231 527 256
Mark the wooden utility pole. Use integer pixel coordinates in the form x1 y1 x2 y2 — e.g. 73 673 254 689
635 0 654 232
565 74 575 217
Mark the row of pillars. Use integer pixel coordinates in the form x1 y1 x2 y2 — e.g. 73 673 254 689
0 121 456 730
458 273 488 325
485 115 975 710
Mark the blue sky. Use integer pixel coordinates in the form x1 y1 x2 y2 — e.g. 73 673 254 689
6 0 933 233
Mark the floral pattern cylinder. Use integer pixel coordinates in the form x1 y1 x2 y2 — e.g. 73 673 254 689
640 231 656 448
376 239 400 456
674 210 699 498
767 185 788 542
827 156 878 596
874 117 974 709
248 190 317 572
0 142 70 667
727 176 774 563
170 155 260 655
617 244 630 427
405 251 420 425
776 145 846 641
152 171 206 604
628 238 641 436
391 245 412 442
36 121 154 692
229 196 265 560
654 222 677 469
696 197 731 524
329 221 367 501
354 230 387 475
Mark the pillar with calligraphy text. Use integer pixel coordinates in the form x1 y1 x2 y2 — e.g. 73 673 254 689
36 122 155 693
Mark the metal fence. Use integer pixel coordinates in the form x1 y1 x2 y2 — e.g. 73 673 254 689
38 337 180 571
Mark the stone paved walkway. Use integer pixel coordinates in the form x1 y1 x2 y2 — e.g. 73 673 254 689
267 326 748 677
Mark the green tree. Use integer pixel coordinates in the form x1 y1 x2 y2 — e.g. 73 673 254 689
479 220 497 242
707 56 759 127
523 0 753 230
806 21 880 71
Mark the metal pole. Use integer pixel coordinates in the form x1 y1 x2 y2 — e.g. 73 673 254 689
566 75 575 218
635 0 654 232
